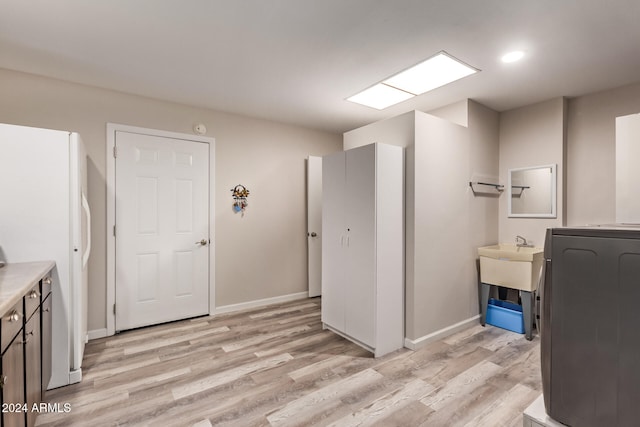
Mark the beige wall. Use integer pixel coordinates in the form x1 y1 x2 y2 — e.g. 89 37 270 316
498 97 566 246
566 82 640 226
343 111 416 150
498 83 640 242
410 103 499 340
411 112 472 339
343 83 640 342
8 58 635 341
343 101 499 342
0 68 342 332
467 101 500 249
427 99 469 127
342 83 640 342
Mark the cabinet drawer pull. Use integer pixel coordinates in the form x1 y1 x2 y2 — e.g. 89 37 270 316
29 289 40 299
21 330 34 344
43 277 52 286
0 375 7 389
6 310 21 322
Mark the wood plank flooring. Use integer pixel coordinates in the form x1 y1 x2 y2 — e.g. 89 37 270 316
36 298 541 426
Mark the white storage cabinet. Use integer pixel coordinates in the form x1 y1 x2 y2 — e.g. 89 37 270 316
321 142 404 357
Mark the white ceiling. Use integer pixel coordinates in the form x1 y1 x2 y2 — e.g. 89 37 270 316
2 0 640 134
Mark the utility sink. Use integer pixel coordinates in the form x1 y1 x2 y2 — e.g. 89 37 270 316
478 244 544 291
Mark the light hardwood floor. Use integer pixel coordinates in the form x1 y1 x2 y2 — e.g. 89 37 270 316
37 298 541 426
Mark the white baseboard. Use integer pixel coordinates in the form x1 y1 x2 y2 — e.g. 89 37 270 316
404 315 480 350
214 291 309 315
87 328 108 341
89 293 310 340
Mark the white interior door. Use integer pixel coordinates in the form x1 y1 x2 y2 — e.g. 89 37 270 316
70 133 90 373
307 156 322 297
115 131 210 331
321 151 346 330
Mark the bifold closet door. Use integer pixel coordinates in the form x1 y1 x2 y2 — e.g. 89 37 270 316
321 151 347 331
344 145 376 347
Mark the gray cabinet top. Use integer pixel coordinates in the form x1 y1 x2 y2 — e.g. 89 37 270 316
0 261 55 316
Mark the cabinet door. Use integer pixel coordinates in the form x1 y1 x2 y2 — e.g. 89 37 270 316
550 235 640 426
25 311 41 427
41 294 52 398
344 145 376 346
321 151 347 330
2 336 26 427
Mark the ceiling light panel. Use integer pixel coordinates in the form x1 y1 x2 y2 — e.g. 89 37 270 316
384 52 478 95
346 83 414 110
347 51 478 110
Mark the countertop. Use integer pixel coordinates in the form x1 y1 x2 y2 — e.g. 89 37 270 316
0 261 55 316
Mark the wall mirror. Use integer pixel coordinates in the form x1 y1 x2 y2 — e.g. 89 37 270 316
508 164 557 218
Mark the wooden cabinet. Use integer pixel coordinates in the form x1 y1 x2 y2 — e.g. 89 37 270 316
0 262 54 427
321 143 404 357
1 301 26 427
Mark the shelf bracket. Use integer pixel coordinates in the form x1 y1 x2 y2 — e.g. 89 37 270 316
469 181 504 195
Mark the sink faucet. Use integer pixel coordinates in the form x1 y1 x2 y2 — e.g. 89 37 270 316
516 235 533 247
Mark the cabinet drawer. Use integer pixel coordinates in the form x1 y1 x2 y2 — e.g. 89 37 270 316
25 283 41 319
1 300 24 353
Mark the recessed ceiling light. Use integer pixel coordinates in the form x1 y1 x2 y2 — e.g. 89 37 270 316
347 51 479 110
501 51 525 63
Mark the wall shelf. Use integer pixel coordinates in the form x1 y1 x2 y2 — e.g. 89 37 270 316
469 181 504 195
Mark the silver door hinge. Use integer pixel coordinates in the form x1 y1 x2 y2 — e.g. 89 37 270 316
113 304 116 315
113 146 117 158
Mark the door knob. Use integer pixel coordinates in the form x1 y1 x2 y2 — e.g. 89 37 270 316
310 232 317 237
195 239 208 246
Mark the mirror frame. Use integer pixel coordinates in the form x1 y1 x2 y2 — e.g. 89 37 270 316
508 164 557 218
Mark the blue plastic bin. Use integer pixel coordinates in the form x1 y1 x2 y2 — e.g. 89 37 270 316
486 298 525 334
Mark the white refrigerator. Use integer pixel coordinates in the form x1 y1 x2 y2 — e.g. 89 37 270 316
0 123 91 389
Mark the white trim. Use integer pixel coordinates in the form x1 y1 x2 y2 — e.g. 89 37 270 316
403 315 480 350
87 328 108 341
214 292 309 315
106 123 216 336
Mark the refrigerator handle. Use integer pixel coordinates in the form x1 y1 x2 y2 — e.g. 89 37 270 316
81 190 92 269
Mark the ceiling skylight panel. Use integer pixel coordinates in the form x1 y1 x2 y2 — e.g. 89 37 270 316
346 51 478 110
346 83 414 110
384 52 478 95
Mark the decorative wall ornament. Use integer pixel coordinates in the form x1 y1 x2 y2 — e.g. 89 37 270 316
231 184 250 216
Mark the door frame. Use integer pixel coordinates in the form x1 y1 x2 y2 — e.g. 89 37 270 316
106 123 216 337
